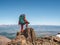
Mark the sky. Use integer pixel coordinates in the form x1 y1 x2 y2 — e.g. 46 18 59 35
0 0 60 25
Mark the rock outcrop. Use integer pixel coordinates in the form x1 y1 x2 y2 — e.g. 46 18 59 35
0 28 60 45
23 28 36 44
7 28 36 45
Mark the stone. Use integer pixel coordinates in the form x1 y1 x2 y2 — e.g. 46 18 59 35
23 28 36 45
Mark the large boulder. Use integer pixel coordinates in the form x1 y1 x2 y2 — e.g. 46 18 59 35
23 28 36 43
52 36 60 42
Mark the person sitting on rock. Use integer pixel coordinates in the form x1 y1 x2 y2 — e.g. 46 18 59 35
18 14 29 32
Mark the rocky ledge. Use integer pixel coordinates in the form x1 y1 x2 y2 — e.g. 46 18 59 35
0 28 60 45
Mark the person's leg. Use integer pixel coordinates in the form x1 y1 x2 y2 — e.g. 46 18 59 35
21 24 24 32
26 23 28 28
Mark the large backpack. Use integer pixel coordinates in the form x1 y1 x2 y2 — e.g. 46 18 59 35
19 15 25 24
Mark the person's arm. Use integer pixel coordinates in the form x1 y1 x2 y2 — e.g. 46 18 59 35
24 17 28 23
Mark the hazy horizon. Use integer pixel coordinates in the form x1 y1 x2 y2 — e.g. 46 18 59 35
0 24 60 26
0 25 60 38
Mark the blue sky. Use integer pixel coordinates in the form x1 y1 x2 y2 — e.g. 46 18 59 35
0 0 60 25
